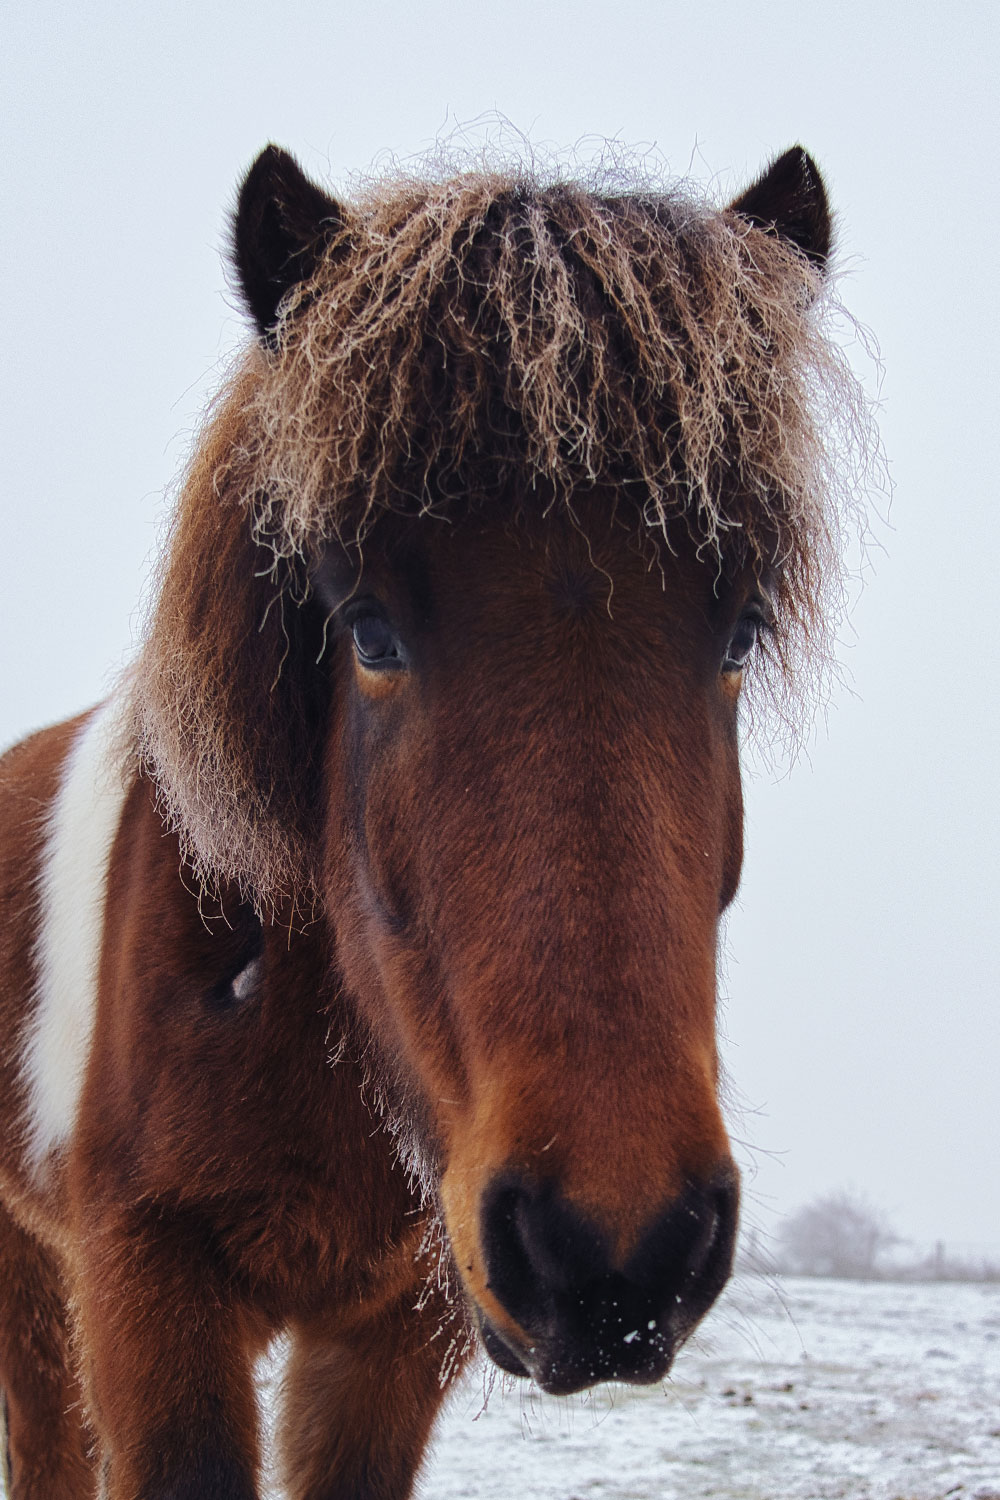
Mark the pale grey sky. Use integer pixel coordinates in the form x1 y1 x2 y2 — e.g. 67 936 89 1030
3 0 997 1251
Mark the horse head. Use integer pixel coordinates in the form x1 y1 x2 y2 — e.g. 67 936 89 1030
137 143 836 1393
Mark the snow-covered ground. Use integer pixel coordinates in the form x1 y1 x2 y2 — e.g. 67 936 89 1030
408 1275 1000 1500
3 1275 995 1498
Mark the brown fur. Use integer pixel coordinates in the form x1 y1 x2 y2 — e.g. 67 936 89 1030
0 145 876 1499
0 720 95 1499
0 1204 91 1500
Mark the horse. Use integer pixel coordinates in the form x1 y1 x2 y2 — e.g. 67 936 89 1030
0 141 863 1500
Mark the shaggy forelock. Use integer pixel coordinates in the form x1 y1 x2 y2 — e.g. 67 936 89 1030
131 157 881 906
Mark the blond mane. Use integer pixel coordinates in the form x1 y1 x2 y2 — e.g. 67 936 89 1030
131 160 879 909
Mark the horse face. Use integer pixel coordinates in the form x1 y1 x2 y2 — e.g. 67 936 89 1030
316 496 753 1393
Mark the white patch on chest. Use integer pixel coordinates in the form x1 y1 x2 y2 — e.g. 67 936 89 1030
21 698 130 1173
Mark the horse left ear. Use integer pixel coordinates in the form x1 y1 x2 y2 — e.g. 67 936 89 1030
728 146 832 268
232 145 348 339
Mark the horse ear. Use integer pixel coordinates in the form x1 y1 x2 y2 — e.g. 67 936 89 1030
232 145 347 338
728 146 832 268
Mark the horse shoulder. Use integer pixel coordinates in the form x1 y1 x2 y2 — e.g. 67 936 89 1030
0 706 124 1238
68 762 423 1319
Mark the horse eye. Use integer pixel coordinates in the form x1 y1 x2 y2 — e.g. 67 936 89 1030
722 613 760 674
352 614 399 666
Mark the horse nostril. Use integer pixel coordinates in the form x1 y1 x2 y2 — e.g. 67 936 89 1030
478 1164 740 1387
480 1177 609 1335
625 1166 740 1322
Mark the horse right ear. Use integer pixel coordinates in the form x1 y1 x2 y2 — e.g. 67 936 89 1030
232 145 348 339
728 146 832 269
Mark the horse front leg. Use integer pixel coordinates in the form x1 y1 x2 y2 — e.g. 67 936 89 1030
0 1201 94 1500
279 1280 471 1500
72 1202 262 1500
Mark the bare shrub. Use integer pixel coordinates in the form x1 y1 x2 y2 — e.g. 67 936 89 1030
777 1190 901 1279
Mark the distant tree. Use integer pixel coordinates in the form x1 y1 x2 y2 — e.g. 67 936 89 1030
778 1190 900 1278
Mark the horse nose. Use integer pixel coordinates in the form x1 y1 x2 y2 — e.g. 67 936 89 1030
479 1166 739 1392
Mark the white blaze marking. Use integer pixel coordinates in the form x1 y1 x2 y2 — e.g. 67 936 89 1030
21 698 130 1172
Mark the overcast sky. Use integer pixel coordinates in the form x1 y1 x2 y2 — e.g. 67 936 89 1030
3 0 997 1252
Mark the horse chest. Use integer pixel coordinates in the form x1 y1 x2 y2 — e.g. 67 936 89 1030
5 713 415 1316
